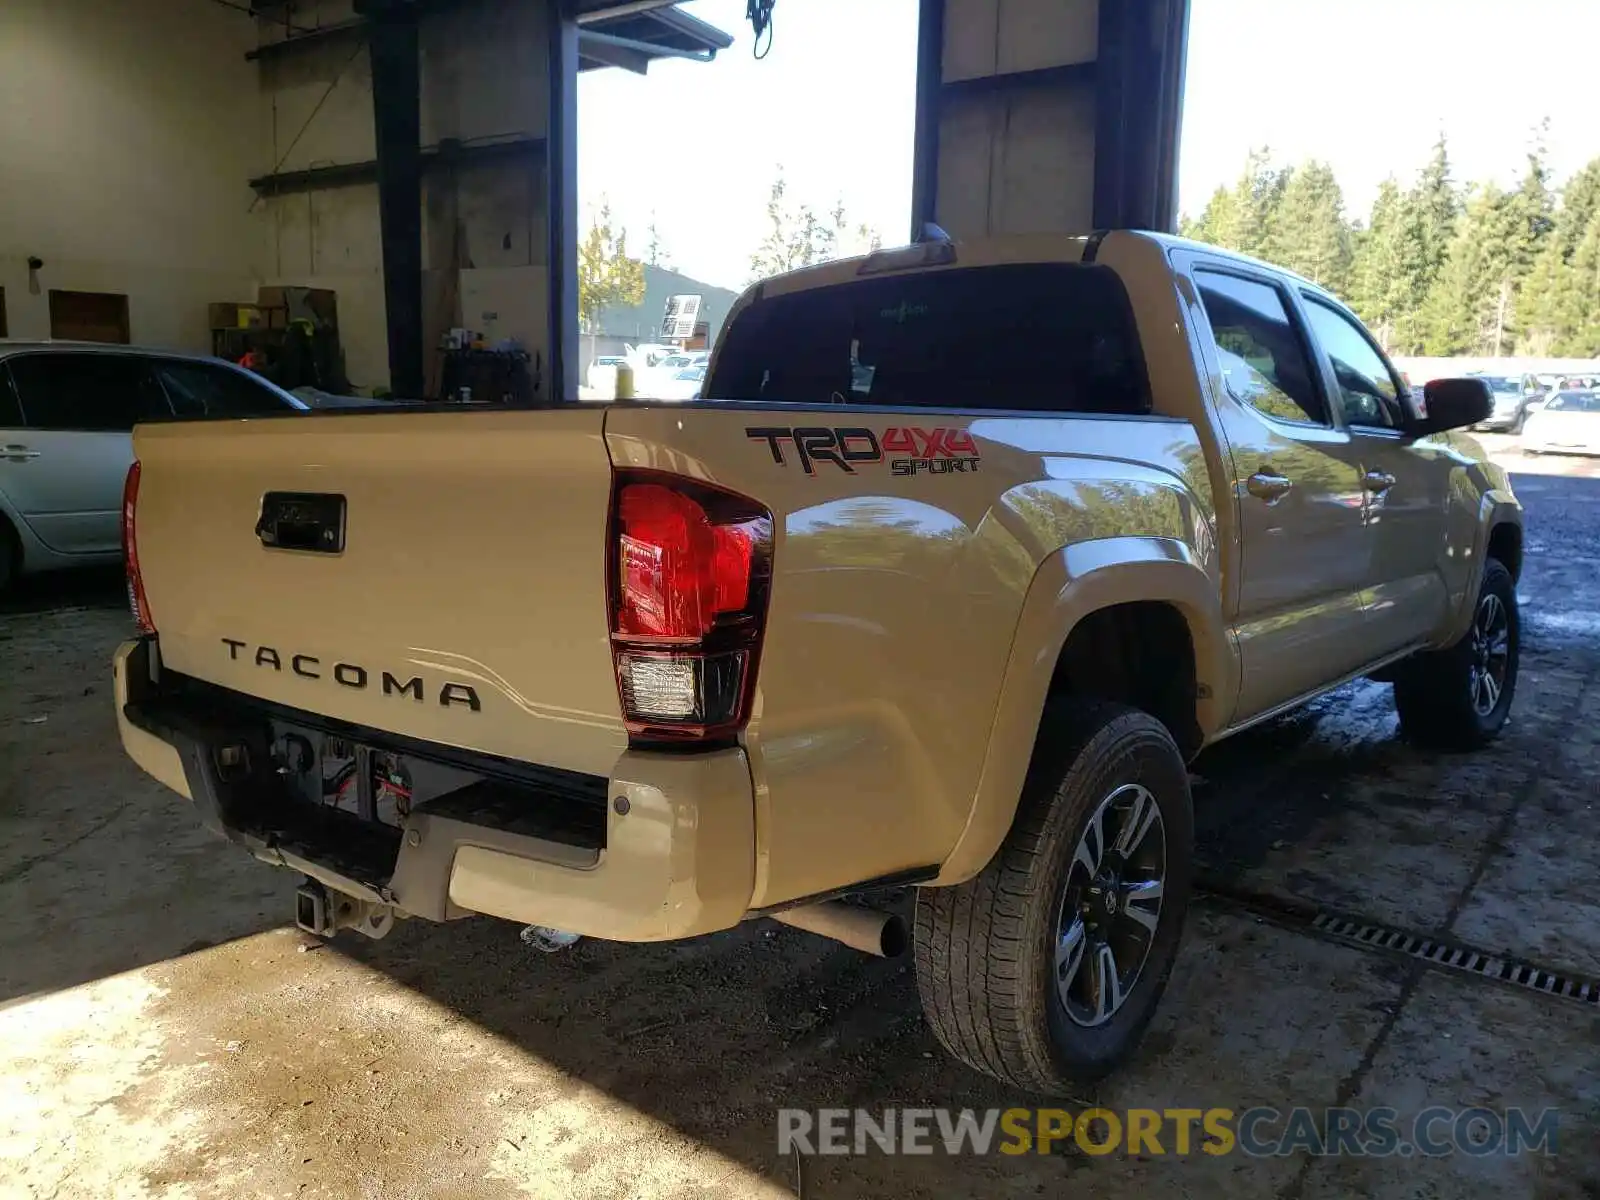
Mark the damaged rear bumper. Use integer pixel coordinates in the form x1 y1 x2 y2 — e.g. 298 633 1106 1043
113 638 756 941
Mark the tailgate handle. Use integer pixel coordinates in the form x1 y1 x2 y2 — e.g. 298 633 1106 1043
257 491 346 553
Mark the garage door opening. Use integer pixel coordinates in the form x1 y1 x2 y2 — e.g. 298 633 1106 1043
574 0 916 396
1177 0 1600 370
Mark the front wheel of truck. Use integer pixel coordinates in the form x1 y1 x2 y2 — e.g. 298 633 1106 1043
1393 557 1519 750
913 701 1193 1094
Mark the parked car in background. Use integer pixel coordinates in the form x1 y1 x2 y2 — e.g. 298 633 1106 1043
1471 375 1540 433
1523 390 1600 456
586 356 628 393
0 341 305 591
647 364 705 401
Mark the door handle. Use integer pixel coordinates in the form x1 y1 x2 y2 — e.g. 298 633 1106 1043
1363 470 1397 494
0 444 40 461
1246 471 1293 501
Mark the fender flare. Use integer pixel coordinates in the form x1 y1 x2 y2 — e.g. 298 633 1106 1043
1438 491 1523 647
932 536 1230 885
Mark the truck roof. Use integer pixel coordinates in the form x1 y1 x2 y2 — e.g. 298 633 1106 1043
747 229 1332 306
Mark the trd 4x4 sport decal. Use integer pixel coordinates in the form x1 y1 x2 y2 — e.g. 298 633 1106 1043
746 426 981 476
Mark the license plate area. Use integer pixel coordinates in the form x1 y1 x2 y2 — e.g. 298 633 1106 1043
299 734 477 830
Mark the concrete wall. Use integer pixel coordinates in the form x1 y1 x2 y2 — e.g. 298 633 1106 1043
0 0 262 348
253 0 551 392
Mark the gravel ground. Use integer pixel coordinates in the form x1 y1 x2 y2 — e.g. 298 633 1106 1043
2 435 1599 1198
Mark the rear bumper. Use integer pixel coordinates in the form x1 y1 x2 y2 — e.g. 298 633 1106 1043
113 638 756 941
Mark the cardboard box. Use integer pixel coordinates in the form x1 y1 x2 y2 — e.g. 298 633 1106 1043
209 302 263 330
258 286 338 328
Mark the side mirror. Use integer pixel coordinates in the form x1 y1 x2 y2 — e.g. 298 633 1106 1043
1406 377 1492 436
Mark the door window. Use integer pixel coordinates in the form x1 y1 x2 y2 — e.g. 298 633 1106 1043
1301 298 1400 430
1193 271 1326 426
155 360 299 417
7 353 171 430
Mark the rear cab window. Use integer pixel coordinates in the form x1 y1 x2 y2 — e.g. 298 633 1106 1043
704 264 1151 414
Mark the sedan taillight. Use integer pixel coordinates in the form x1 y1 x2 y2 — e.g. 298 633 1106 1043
608 472 772 742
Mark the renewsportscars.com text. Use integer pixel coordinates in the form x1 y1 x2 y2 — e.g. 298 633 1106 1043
777 1106 1560 1158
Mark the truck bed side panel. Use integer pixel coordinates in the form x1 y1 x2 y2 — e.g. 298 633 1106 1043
606 404 1216 908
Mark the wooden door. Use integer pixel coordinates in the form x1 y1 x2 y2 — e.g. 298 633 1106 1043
48 290 130 344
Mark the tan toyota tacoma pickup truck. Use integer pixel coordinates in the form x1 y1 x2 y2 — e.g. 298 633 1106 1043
115 231 1521 1092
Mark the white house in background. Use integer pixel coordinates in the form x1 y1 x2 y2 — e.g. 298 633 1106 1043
584 265 739 373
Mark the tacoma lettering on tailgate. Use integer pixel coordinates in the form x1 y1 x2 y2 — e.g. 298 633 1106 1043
221 638 482 711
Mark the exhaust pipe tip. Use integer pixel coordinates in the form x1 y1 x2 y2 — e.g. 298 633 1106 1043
770 900 907 958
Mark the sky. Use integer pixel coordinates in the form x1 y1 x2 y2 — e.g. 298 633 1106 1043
577 0 1600 292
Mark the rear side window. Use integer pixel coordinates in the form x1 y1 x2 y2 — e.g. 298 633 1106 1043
706 264 1151 413
7 353 172 430
1194 270 1326 426
0 371 22 428
155 361 298 417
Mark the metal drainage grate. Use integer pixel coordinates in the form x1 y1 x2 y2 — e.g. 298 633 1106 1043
1310 913 1600 1007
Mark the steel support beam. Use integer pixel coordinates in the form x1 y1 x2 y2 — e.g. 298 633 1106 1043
248 136 546 198
547 7 580 403
1093 0 1190 232
912 0 1190 239
363 1 425 399
909 0 945 239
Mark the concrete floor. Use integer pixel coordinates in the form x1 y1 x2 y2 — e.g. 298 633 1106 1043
3 436 1599 1199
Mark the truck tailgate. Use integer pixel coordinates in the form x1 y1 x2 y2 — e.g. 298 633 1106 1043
131 409 626 778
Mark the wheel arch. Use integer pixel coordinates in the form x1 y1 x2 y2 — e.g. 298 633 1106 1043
1438 492 1523 648
932 537 1229 885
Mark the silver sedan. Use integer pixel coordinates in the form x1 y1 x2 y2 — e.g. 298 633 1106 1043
0 342 306 592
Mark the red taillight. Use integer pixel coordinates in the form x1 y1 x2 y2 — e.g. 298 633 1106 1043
609 473 772 741
122 461 154 634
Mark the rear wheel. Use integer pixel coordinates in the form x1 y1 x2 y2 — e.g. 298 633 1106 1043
1393 558 1518 750
0 518 18 595
913 701 1193 1093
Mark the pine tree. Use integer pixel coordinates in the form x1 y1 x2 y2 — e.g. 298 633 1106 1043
1412 135 1461 289
1191 148 1290 258
1552 158 1600 261
1182 185 1235 245
1232 148 1291 260
1557 206 1600 356
1351 178 1399 326
1516 156 1600 352
1505 142 1556 279
1421 183 1512 355
1273 161 1352 296
1352 180 1431 353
